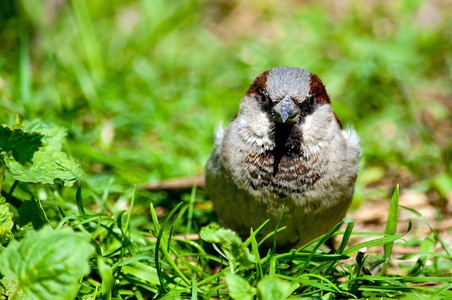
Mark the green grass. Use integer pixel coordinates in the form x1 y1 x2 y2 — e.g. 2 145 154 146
0 0 451 299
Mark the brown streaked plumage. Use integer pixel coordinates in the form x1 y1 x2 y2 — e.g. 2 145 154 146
206 67 361 249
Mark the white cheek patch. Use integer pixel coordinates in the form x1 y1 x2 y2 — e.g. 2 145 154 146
301 105 336 148
237 100 274 148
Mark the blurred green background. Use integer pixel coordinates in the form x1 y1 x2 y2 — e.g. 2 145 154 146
1 0 451 207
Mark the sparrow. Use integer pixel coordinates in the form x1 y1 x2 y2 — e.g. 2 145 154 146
205 66 361 249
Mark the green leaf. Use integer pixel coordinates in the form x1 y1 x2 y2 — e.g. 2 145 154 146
1 120 80 187
2 276 27 300
257 276 299 300
0 225 94 300
0 125 43 164
200 223 255 266
0 197 14 244
4 150 82 187
22 120 68 151
17 198 47 229
225 273 257 300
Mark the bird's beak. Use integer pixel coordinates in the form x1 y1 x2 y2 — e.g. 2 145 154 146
272 96 300 124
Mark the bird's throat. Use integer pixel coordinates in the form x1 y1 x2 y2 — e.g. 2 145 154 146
272 123 295 175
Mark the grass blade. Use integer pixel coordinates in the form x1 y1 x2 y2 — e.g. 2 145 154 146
297 220 344 275
55 162 86 216
382 185 399 274
19 24 32 117
250 228 263 280
191 273 198 300
70 0 104 79
272 205 284 255
124 185 136 236
186 183 197 235
343 220 411 256
337 218 355 254
152 202 190 295
97 256 114 300
402 205 452 259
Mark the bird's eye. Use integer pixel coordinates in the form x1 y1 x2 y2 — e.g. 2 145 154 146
307 93 316 106
299 93 317 114
258 89 270 103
